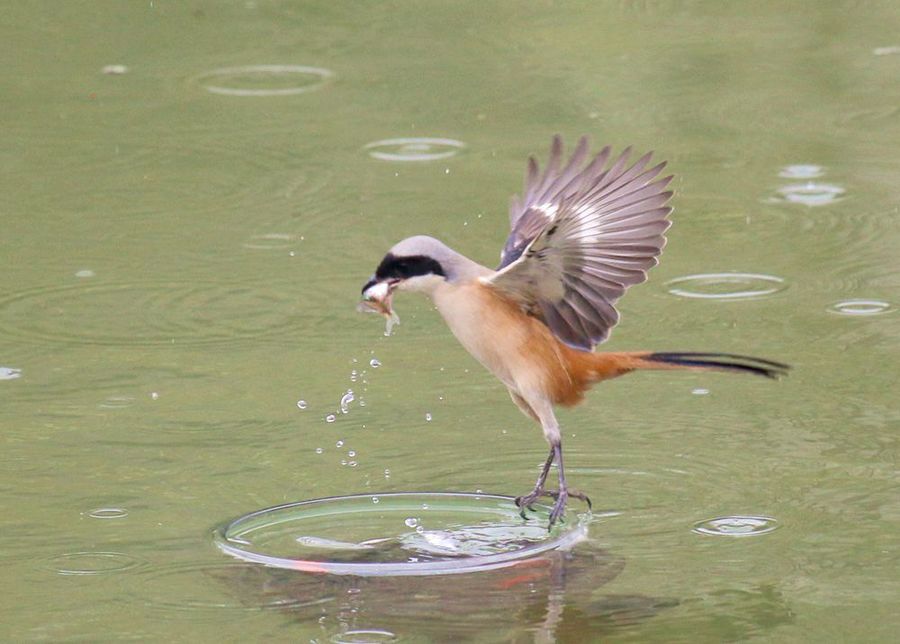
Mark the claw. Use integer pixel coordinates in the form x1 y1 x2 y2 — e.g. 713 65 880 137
548 489 568 529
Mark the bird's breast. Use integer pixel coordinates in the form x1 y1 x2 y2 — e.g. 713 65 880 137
432 281 573 398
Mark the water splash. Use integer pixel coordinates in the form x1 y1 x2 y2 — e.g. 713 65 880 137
0 367 22 380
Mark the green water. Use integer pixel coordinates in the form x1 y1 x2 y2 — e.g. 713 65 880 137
3 1 900 641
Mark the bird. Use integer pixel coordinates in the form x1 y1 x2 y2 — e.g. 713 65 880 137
359 135 789 528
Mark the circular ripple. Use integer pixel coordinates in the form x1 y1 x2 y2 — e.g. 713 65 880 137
214 492 589 576
87 507 129 520
45 551 146 575
665 273 787 301
364 138 466 162
692 515 779 537
195 65 334 97
332 630 397 644
771 182 846 206
828 299 893 316
0 281 303 346
779 165 824 179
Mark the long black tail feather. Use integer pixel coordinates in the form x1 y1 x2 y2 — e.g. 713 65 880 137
645 352 791 379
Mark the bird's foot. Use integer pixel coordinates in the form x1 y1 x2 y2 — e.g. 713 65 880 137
515 487 592 525
515 488 546 520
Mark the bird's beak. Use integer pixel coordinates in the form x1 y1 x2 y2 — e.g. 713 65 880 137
357 277 396 318
361 275 378 295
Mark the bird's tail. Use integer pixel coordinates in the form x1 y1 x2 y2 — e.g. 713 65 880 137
610 351 790 379
591 351 790 382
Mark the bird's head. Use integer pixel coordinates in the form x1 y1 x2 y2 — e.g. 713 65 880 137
360 236 452 306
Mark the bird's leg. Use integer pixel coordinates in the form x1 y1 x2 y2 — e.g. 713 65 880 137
515 398 591 528
545 444 593 526
515 447 555 518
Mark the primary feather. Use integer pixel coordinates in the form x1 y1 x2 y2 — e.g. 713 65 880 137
486 136 674 351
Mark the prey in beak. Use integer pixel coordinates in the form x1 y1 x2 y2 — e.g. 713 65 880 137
358 278 400 335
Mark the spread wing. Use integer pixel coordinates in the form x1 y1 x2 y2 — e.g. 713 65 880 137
485 135 673 351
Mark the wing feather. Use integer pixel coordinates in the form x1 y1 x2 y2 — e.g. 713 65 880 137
487 137 674 351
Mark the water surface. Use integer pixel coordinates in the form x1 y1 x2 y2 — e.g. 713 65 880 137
2 2 900 641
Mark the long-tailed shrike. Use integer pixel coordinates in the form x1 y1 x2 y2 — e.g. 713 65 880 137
360 136 788 528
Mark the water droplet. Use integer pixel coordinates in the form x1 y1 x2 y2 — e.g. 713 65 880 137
150 391 159 400
350 369 358 382
340 390 355 414
369 358 381 368
424 412 432 422
404 517 418 528
372 496 379 504
666 273 787 300
196 64 334 97
421 503 429 510
415 525 424 533
773 182 845 206
87 507 128 519
75 269 95 278
348 461 358 467
828 299 893 316
692 388 710 395
336 440 344 448
383 468 391 478
296 400 308 410
348 450 356 457
779 164 824 179
315 447 323 454
364 137 465 162
693 515 779 537
340 459 348 466
0 367 22 380
325 414 336 423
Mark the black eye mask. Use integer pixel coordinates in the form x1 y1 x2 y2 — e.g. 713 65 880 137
375 253 446 281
